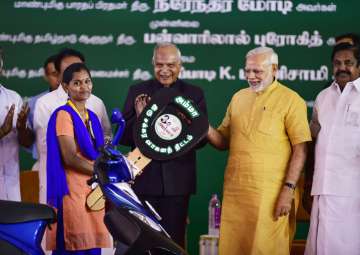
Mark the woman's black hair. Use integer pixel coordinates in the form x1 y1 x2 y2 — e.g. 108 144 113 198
62 62 91 84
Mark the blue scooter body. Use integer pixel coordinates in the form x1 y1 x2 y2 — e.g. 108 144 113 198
0 200 56 255
92 109 187 254
0 221 45 255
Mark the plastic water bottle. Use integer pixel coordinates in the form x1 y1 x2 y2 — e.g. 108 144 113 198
208 194 221 236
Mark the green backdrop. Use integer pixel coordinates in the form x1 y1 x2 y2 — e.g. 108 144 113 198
1 1 359 254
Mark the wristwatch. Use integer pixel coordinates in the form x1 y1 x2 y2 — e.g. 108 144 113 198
284 182 296 190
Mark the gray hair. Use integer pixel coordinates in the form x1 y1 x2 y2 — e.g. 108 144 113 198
152 42 182 64
246 47 278 65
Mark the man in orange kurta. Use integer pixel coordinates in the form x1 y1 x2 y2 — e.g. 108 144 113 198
207 47 311 255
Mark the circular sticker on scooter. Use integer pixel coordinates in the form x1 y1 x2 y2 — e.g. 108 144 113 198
154 114 182 141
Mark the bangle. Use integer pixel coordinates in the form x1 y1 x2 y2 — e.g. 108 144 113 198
284 182 296 190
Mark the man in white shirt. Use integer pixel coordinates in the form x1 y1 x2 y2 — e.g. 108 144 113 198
27 54 59 161
34 48 111 204
304 43 360 255
0 48 34 201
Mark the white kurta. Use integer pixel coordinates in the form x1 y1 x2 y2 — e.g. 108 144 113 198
305 78 360 254
33 85 111 204
0 84 23 201
305 195 360 255
26 90 47 160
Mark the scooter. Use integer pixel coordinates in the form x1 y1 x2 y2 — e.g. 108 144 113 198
88 108 187 255
94 87 208 255
0 108 187 255
0 200 56 254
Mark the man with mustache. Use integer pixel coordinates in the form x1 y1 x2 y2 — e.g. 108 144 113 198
304 43 360 255
207 46 311 254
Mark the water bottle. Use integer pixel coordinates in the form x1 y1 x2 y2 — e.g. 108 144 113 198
208 194 221 236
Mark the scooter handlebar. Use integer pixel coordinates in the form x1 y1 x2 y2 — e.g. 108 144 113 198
111 108 126 146
87 176 97 186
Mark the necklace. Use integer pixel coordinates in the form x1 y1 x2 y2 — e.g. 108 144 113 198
67 100 95 139
67 100 89 121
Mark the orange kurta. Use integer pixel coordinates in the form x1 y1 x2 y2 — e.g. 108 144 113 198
218 81 311 255
47 110 109 251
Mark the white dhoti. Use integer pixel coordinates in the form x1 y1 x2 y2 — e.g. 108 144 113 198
305 195 360 255
0 164 21 201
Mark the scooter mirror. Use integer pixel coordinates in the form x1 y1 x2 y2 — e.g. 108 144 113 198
111 108 126 146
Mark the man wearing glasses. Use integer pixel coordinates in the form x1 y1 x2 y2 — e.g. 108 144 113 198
304 43 360 254
207 46 311 255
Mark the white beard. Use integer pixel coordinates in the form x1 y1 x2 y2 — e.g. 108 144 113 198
248 74 274 92
249 82 266 92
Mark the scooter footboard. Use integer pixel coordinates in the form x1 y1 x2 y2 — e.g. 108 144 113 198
104 207 141 246
0 239 27 255
104 207 187 255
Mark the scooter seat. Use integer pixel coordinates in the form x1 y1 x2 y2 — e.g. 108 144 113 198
0 200 56 224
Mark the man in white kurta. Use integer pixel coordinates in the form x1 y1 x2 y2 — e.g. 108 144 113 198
0 84 23 201
27 54 58 161
305 43 360 255
0 47 33 201
34 49 111 204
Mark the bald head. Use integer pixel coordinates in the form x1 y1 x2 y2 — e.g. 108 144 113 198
152 43 182 65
